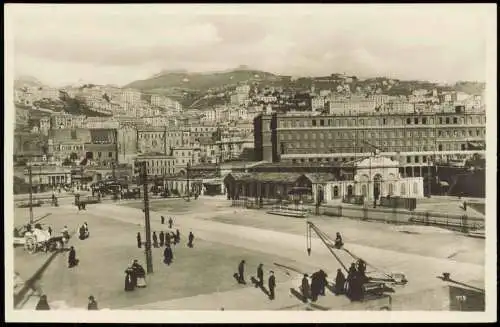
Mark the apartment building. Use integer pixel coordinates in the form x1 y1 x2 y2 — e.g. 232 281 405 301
254 110 486 171
135 153 176 176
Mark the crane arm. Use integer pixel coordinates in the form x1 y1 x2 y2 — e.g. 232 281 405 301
306 221 349 273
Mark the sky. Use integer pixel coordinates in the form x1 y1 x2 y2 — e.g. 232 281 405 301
6 4 494 87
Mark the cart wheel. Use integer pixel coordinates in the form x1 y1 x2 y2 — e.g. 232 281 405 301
25 237 36 254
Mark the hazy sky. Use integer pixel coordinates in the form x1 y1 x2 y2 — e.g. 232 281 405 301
6 4 494 87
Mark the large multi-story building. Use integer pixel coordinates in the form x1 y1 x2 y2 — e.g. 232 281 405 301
50 112 86 129
120 89 142 104
135 153 176 176
254 109 486 174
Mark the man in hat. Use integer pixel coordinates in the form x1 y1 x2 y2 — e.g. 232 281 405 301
268 271 276 300
159 231 165 247
68 246 79 268
301 274 310 303
168 217 173 229
87 295 98 310
152 231 159 248
238 260 246 284
256 263 264 288
188 231 195 248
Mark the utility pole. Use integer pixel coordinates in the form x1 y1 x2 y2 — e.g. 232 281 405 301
186 161 191 202
135 161 153 274
28 164 33 224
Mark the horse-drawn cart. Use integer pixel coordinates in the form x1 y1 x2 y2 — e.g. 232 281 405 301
14 224 68 254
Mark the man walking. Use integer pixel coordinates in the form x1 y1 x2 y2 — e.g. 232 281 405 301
301 274 310 303
137 232 142 248
188 231 194 248
268 271 276 300
165 231 171 246
168 217 173 229
238 260 246 284
159 231 165 247
257 263 264 287
161 216 165 224
152 231 159 248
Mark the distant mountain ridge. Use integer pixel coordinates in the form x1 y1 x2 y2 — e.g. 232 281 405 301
14 75 45 88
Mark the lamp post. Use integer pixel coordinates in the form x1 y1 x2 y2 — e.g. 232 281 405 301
186 161 191 202
28 163 34 224
134 161 153 274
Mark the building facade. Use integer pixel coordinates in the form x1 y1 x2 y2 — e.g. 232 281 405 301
254 110 486 169
135 153 176 176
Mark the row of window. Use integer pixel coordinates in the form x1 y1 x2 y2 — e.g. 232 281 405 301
146 160 174 167
278 127 485 141
279 115 486 129
289 153 474 165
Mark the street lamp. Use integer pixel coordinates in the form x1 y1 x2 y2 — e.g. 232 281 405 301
134 161 153 274
27 163 34 224
186 161 191 202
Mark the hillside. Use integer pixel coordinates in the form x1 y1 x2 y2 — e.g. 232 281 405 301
124 69 279 92
14 75 45 88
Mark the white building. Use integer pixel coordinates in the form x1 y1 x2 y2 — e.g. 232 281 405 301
312 155 424 204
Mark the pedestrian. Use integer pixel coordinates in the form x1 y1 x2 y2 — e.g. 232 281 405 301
345 263 357 296
68 246 79 268
87 295 98 310
163 244 173 265
310 271 319 302
159 231 165 247
175 229 180 244
165 231 171 245
62 225 70 241
257 263 264 287
79 224 86 240
238 260 246 284
463 201 467 211
47 226 52 237
168 217 173 229
152 232 159 248
334 268 346 295
161 216 165 224
318 269 328 296
36 294 50 310
268 271 276 300
357 259 367 282
188 231 194 248
132 259 147 288
334 232 343 248
124 264 135 291
137 232 142 248
83 222 89 238
301 274 310 303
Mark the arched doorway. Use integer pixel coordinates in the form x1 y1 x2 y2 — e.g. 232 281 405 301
316 185 324 205
373 174 382 200
347 185 353 197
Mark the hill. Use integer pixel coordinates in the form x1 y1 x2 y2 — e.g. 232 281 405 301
14 75 45 88
124 68 279 92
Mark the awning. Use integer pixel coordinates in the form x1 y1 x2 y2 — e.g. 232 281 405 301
439 181 449 187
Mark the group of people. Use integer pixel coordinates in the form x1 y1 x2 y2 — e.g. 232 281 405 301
137 229 181 249
334 259 368 301
78 222 90 240
237 260 277 300
301 270 328 303
36 294 99 310
124 259 147 291
160 216 174 228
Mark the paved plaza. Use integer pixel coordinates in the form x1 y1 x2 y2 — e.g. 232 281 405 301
13 196 485 311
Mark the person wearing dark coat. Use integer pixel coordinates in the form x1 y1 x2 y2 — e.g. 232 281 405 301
257 263 264 287
310 272 320 302
334 232 344 248
36 295 50 310
159 231 165 247
79 225 86 240
334 269 346 295
87 295 98 310
152 232 159 248
47 226 52 236
161 216 165 224
318 269 328 296
165 231 171 245
301 274 310 303
268 271 276 300
357 259 367 282
345 263 357 296
137 232 142 248
175 229 180 244
68 246 79 268
238 260 246 283
132 260 147 288
163 244 173 265
124 265 135 291
168 217 173 229
188 231 194 248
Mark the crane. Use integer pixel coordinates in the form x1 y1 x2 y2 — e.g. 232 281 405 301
306 221 408 289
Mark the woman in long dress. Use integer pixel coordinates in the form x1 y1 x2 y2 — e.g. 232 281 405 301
334 269 346 295
124 265 135 291
132 260 147 288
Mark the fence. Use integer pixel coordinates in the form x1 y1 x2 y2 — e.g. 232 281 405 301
230 198 484 233
318 205 484 232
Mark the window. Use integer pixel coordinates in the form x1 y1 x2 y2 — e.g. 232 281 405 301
108 152 113 158
333 186 339 198
383 118 387 125
453 117 458 124
414 118 419 124
422 117 427 124
388 183 394 195
361 185 368 197
423 156 427 163
320 119 324 126
312 120 317 126
406 157 411 163
401 183 406 195
439 117 443 124
415 156 419 163
445 117 450 124
413 182 418 194
406 118 411 124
